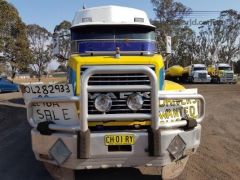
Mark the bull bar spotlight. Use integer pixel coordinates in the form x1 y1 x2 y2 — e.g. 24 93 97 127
94 94 112 113
127 93 144 111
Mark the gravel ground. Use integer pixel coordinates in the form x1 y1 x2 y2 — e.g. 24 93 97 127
0 84 240 180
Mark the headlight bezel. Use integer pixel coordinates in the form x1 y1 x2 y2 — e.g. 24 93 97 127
94 94 112 113
127 93 144 111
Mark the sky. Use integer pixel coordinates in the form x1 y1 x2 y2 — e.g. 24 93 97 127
7 0 240 32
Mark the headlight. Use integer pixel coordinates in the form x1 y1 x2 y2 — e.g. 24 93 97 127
94 94 112 113
127 93 144 111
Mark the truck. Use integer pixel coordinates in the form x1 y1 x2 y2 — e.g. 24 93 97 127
22 5 205 180
208 63 237 84
182 64 211 83
166 64 211 83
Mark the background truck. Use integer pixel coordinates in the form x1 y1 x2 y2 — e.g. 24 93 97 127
182 64 211 83
22 5 205 180
166 64 211 83
208 63 237 84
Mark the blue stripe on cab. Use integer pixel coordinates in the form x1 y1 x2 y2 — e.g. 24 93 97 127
78 41 156 54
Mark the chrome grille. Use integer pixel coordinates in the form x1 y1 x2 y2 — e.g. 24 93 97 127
198 73 207 79
81 65 154 115
224 73 233 80
88 92 151 114
81 66 155 86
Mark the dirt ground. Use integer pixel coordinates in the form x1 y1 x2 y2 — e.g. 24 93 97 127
0 84 240 180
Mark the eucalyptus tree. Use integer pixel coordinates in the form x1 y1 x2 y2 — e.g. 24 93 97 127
53 20 71 65
151 0 191 56
0 0 32 78
27 24 52 80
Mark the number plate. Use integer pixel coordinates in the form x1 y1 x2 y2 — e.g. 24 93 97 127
104 134 135 146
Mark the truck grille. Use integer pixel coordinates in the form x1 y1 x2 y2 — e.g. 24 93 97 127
224 73 233 80
81 65 154 115
198 73 207 79
81 66 155 86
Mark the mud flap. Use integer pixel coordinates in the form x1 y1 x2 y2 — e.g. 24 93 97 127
161 156 189 180
44 162 75 180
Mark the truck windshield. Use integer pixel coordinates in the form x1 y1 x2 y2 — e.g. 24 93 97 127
218 67 232 71
71 25 156 54
193 67 206 71
71 25 155 41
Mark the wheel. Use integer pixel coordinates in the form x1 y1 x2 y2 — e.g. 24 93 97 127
161 156 189 180
43 162 75 180
188 77 193 83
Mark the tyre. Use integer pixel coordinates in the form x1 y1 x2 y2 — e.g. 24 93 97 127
161 156 189 180
43 162 75 180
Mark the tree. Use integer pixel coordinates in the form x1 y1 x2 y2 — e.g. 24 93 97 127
0 0 32 78
198 10 240 64
27 24 52 81
53 20 71 65
173 27 197 66
151 0 191 56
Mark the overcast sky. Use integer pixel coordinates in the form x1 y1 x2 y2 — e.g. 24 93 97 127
8 0 240 32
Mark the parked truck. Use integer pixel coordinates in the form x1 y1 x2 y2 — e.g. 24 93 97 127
166 64 211 83
182 64 211 83
208 63 237 84
22 6 205 180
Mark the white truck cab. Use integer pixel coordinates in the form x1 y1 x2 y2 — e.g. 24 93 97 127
182 64 211 83
208 63 237 83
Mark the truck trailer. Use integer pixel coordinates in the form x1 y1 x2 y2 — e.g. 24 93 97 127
22 6 205 180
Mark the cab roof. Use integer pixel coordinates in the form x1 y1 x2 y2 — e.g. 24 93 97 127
72 5 155 29
217 63 231 67
192 64 206 67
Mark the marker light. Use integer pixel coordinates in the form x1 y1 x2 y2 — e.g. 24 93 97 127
95 94 112 113
127 93 144 111
134 17 144 23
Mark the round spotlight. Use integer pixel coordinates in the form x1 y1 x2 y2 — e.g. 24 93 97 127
94 94 112 113
127 93 144 111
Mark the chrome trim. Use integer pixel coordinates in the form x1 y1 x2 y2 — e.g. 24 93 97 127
87 85 152 92
88 114 152 121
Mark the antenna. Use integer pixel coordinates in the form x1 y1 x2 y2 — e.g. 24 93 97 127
83 1 86 9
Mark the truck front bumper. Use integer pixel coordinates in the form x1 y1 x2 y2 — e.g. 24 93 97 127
220 77 237 83
32 125 201 170
193 77 211 83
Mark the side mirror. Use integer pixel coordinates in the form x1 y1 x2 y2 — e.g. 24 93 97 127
166 36 172 54
52 32 70 61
